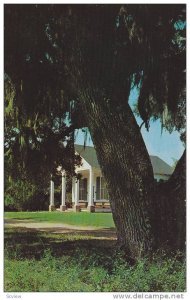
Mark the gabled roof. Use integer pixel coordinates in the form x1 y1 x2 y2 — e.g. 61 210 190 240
150 155 173 175
75 144 173 175
75 144 100 169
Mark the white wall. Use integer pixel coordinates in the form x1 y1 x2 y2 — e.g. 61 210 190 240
72 168 103 203
75 157 91 172
154 174 170 182
73 165 171 203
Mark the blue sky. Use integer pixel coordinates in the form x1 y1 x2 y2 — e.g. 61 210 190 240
75 89 185 167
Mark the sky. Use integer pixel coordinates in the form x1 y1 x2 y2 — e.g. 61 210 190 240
75 89 185 167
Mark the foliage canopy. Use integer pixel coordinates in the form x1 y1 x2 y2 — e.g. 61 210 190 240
4 4 186 178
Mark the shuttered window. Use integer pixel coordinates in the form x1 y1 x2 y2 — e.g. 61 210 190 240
96 177 100 200
96 176 109 200
79 178 87 201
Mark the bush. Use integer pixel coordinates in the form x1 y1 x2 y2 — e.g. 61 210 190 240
4 178 49 212
102 253 185 292
4 248 186 292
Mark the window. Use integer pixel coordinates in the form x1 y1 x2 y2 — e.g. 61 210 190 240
96 177 100 200
96 176 109 200
79 178 87 201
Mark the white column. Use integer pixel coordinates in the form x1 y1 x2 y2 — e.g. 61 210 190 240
60 171 67 211
88 168 95 212
94 175 96 202
50 180 54 205
49 176 55 211
74 177 81 212
75 179 79 204
72 178 75 203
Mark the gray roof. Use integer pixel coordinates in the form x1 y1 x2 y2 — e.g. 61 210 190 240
150 155 173 175
75 144 100 168
75 145 173 175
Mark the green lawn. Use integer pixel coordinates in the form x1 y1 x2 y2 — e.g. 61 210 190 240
4 212 186 292
5 211 115 228
4 227 186 292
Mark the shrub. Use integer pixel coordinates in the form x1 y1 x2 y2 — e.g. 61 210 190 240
4 178 49 211
4 248 186 292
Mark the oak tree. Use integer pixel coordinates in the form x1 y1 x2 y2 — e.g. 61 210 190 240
4 4 186 259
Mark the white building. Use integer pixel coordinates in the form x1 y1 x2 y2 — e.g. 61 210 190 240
49 144 174 212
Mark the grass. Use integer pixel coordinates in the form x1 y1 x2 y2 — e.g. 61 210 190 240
4 225 186 292
5 211 115 228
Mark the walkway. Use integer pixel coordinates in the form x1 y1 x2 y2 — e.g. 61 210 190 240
4 218 117 240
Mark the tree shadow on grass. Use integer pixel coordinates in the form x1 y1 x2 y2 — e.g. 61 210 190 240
4 218 37 223
4 227 117 270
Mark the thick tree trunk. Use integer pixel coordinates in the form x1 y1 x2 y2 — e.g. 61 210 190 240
79 89 156 260
153 150 186 251
78 89 186 259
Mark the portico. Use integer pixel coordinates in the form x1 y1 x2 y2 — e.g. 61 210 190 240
49 144 174 212
72 167 102 213
49 145 110 212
